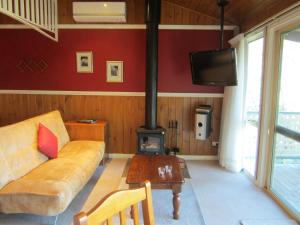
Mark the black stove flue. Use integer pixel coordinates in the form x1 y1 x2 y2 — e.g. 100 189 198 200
137 0 165 155
145 0 160 130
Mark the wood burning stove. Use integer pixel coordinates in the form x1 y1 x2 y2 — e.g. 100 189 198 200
137 0 165 155
137 127 165 154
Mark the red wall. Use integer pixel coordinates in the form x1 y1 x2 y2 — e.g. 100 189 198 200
0 29 233 93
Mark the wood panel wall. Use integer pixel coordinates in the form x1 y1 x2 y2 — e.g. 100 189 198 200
161 1 221 25
0 0 222 25
59 0 221 25
0 94 222 155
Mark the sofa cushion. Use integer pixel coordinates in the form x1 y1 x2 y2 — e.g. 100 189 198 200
38 123 58 159
0 110 70 188
0 140 105 216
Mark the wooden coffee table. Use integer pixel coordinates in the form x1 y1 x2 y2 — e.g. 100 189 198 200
126 155 185 219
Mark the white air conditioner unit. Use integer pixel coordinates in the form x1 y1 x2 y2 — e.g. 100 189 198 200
73 2 127 23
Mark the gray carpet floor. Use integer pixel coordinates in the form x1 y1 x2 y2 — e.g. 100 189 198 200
128 179 205 225
240 219 298 225
186 161 295 225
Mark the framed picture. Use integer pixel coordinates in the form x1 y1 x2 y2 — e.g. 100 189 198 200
76 52 93 73
106 61 123 82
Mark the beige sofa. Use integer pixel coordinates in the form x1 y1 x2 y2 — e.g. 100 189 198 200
0 111 105 216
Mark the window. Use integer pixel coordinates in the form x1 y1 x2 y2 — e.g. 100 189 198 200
270 26 300 218
243 36 264 177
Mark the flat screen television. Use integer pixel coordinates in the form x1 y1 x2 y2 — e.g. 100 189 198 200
189 48 237 86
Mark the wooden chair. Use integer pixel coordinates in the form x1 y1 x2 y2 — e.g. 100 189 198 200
73 181 155 225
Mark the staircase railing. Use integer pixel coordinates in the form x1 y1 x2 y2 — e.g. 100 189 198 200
0 0 58 41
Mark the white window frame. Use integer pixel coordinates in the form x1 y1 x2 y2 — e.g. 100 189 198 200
260 6 300 222
242 30 266 181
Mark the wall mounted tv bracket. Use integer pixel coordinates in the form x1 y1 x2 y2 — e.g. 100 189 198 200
217 0 229 49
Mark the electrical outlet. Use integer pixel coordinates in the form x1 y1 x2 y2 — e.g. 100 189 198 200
212 141 219 147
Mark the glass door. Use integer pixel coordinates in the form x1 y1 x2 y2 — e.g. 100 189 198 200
270 26 300 218
243 36 264 177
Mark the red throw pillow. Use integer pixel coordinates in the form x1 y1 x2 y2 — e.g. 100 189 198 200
38 123 58 159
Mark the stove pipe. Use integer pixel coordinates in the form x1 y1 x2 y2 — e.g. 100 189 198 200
145 0 161 130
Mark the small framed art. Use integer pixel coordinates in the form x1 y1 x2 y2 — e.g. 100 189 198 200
106 61 123 82
76 52 93 73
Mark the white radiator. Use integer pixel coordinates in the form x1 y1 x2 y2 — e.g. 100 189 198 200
0 0 58 41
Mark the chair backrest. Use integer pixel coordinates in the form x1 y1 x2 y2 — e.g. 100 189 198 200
74 180 155 225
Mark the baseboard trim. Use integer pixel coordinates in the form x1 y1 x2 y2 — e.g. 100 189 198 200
179 155 218 160
108 153 218 160
0 24 237 30
0 90 224 98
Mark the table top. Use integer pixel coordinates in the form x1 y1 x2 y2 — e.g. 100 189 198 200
126 155 184 185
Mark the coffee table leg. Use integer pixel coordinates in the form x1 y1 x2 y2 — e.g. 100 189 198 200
172 186 181 220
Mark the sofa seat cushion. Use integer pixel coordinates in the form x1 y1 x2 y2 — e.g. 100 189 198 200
0 141 105 216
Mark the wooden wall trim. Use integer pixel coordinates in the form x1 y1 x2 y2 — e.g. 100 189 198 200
109 153 218 160
0 90 224 98
158 92 223 98
0 24 237 30
159 25 237 30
